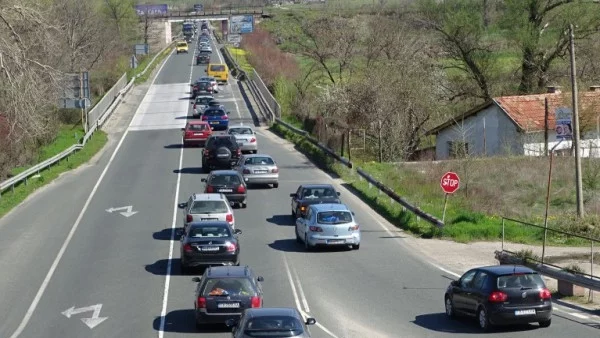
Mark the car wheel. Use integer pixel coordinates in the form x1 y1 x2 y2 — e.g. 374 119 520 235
538 319 551 328
444 296 455 319
477 307 491 331
352 244 360 250
273 183 279 188
180 263 187 275
252 150 258 154
241 202 247 208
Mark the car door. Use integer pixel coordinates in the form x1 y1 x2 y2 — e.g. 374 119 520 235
452 269 478 313
466 271 490 315
299 208 313 239
292 186 303 212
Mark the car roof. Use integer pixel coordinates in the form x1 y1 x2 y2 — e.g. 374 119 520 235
475 265 536 275
311 203 350 212
300 184 336 189
243 154 272 159
210 170 240 176
206 265 253 278
229 125 253 129
196 95 213 99
208 63 226 66
187 221 231 228
191 193 227 201
244 308 300 318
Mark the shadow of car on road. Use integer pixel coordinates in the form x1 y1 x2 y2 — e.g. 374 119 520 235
173 167 204 175
165 144 184 149
247 183 274 190
266 215 294 226
153 228 183 241
412 313 538 334
153 309 230 333
175 115 193 120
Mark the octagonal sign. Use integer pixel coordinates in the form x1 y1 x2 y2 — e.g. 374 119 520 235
440 172 460 194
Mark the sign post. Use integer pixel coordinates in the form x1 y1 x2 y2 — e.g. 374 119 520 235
440 171 460 223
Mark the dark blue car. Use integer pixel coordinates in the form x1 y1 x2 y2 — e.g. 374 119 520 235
202 107 230 130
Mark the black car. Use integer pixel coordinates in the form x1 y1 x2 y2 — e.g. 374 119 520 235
445 265 552 331
202 135 242 171
197 52 211 65
192 266 264 328
202 170 247 208
225 308 317 338
192 80 213 98
180 221 243 273
290 184 341 218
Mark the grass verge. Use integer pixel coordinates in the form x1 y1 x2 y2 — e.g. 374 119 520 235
1 125 108 219
129 46 174 84
270 122 597 245
226 47 254 73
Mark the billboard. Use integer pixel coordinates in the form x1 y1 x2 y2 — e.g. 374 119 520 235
555 107 573 141
230 15 254 34
135 4 168 16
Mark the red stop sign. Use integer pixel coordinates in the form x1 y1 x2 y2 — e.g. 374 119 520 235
440 172 460 194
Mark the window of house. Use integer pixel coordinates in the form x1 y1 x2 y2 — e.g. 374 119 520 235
448 141 469 158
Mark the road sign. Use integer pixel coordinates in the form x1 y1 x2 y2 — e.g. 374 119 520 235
194 4 204 11
230 15 254 34
554 107 573 141
440 172 460 194
135 4 168 16
228 34 242 44
134 44 149 55
59 72 90 109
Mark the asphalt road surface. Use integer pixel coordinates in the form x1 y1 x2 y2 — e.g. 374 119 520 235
0 26 598 338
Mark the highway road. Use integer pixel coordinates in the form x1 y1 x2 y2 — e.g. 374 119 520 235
0 26 598 338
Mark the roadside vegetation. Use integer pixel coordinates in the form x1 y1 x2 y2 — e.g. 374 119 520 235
235 1 600 243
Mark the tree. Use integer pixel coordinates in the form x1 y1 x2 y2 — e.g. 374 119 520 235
102 0 138 41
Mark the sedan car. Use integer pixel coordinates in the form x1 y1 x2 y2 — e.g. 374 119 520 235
290 184 341 218
445 265 552 331
234 154 279 188
192 95 214 117
196 52 211 65
200 45 212 53
228 125 258 153
226 308 316 338
182 120 212 146
180 221 243 273
202 170 247 208
197 76 218 93
295 203 360 250
179 193 235 233
192 266 264 328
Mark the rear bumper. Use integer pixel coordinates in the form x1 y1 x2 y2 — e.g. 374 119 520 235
182 253 238 267
183 138 207 145
223 193 246 203
207 122 228 130
244 174 278 185
240 143 258 152
488 304 552 325
196 310 242 325
308 234 361 247
204 158 238 168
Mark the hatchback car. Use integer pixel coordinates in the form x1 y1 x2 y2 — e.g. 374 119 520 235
182 120 212 146
295 203 360 250
192 95 214 118
200 45 212 53
202 170 247 208
197 76 218 92
445 265 552 331
192 266 264 328
226 308 316 338
180 221 243 273
228 125 258 153
201 107 230 130
234 154 279 188
179 193 235 233
192 80 214 98
196 52 211 65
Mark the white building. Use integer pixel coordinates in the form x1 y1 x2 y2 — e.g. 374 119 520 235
426 86 600 160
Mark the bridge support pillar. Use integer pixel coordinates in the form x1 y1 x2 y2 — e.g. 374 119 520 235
165 21 172 44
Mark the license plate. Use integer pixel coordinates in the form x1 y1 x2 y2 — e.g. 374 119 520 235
254 170 268 174
200 246 219 252
210 121 219 124
514 309 536 316
218 302 240 308
201 218 218 221
328 240 345 244
194 133 203 136
219 189 232 192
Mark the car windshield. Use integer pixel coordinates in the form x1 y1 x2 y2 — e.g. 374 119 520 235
187 124 208 131
202 278 255 296
317 211 353 224
497 273 545 289
210 65 226 72
204 109 225 116
188 225 231 238
229 127 253 135
245 157 274 165
302 187 336 198
244 316 304 337
190 200 229 213
209 174 241 185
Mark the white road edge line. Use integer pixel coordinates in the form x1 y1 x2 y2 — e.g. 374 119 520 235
290 264 310 313
570 312 589 319
8 47 176 338
211 27 242 120
158 41 196 338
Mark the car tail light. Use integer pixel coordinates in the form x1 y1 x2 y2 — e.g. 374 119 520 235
271 167 279 173
309 226 323 232
183 244 193 253
243 169 250 174
249 138 256 143
186 214 193 222
237 185 246 193
193 104 196 110
207 186 215 193
226 213 233 223
540 288 552 300
348 224 359 231
197 297 206 309
251 296 261 308
225 241 236 252
488 291 508 303
201 115 208 120
222 114 228 120
236 149 241 156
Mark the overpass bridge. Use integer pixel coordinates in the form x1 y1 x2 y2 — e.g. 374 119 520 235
147 6 265 21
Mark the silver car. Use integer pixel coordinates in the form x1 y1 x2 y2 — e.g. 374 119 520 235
179 193 235 233
234 154 279 188
226 308 316 338
295 203 360 251
193 95 214 117
228 125 258 153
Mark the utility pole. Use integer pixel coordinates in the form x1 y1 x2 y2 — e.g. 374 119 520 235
569 24 585 218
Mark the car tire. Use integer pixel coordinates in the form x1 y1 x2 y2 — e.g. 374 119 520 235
444 295 455 319
538 319 551 328
273 183 279 188
252 150 258 154
352 244 360 250
180 263 187 275
241 202 247 208
477 307 491 332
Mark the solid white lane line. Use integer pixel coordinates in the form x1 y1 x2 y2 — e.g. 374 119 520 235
8 48 175 338
570 312 589 319
290 264 310 313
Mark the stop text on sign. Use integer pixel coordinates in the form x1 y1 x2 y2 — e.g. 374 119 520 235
440 172 460 194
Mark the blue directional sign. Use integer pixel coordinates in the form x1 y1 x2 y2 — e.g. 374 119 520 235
230 15 254 34
194 4 204 11
135 4 168 16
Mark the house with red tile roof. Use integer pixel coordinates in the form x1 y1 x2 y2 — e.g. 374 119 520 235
426 86 600 160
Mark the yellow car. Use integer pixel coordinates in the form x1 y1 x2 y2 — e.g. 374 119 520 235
206 63 229 83
176 41 189 54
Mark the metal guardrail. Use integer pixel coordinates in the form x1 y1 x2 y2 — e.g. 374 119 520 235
0 42 176 199
248 69 281 118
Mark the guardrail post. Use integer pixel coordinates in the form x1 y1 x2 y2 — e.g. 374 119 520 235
501 218 505 252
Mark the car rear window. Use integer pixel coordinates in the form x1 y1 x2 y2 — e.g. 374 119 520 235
190 200 228 214
196 97 213 104
229 127 253 135
497 273 545 289
208 137 235 147
245 157 274 165
209 174 241 185
189 226 231 238
210 65 226 72
317 211 353 224
188 124 208 131
177 42 187 47
197 82 210 88
302 187 337 198
244 316 304 337
202 278 255 296
204 109 225 116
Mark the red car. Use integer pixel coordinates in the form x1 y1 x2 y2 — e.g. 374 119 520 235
182 121 212 147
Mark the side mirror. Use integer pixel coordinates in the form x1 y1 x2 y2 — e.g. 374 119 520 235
201 178 206 182
226 111 230 115
192 277 201 283
296 217 304 224
178 202 187 208
225 318 237 328
337 192 341 196
289 193 296 198
204 69 207 72
451 280 459 287
351 211 355 216
257 276 264 282
181 127 185 130
305 318 316 325
234 228 242 235
190 101 194 104
180 235 185 241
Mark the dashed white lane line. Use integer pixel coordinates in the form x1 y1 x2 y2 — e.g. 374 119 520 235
290 260 310 313
210 26 243 120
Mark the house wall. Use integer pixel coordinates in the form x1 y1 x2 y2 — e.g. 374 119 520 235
435 105 521 159
524 130 600 157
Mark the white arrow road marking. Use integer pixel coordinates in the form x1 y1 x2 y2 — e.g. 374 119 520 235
105 205 138 217
61 304 108 329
